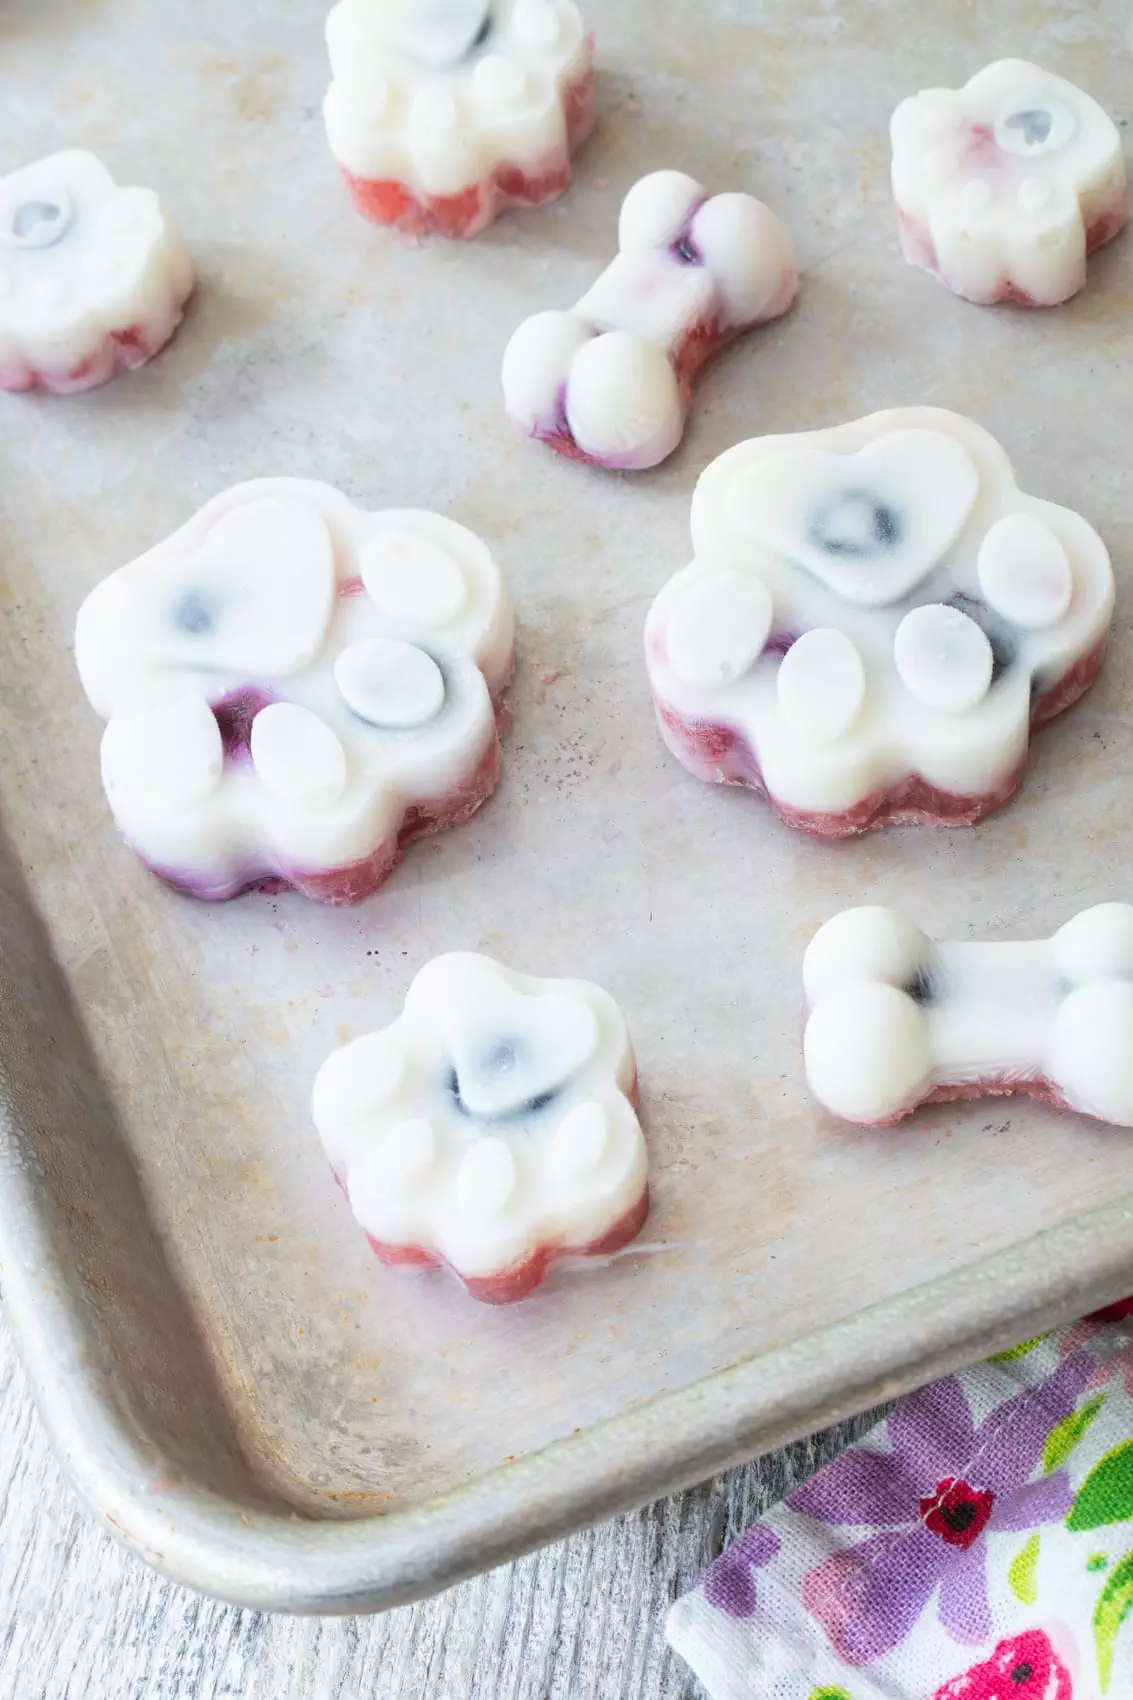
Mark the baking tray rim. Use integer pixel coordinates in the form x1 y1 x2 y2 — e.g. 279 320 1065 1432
4 1089 1133 1615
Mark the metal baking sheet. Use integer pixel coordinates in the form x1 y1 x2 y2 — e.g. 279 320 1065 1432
5 0 1133 1615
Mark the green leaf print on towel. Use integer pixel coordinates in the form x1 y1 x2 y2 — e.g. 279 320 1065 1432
1068 1440 1133 1531
1044 1395 1104 1474
988 1332 1054 1363
1094 1550 1133 1690
1008 1533 1040 1604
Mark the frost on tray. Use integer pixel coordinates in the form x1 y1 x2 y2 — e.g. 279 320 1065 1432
502 169 797 470
73 479 515 904
890 58 1129 307
323 0 595 237
313 952 649 1303
645 406 1114 835
802 902 1133 1128
0 149 194 394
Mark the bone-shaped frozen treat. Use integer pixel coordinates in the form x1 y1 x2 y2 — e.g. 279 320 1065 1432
74 479 514 903
645 407 1113 835
324 0 595 237
313 952 648 1302
502 169 798 470
0 150 194 394
891 59 1128 306
803 904 1133 1127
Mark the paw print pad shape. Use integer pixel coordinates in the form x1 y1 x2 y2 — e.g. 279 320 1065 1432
891 58 1129 306
0 150 194 393
324 0 595 237
645 406 1113 835
804 903 1133 1128
74 479 515 903
502 169 797 470
313 953 648 1302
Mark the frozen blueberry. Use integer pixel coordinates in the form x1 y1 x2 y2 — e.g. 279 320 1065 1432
810 490 902 560
10 198 70 248
175 590 214 636
1004 107 1053 147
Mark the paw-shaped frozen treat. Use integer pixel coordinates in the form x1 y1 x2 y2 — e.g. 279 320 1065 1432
804 903 1133 1127
502 170 797 470
0 150 194 394
74 480 514 903
645 406 1113 835
313 953 648 1302
891 59 1128 306
323 0 595 237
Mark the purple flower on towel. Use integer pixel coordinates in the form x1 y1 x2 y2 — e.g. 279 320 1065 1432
703 1523 781 1617
787 1351 1094 1666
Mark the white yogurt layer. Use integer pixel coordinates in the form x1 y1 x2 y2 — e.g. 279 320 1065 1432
804 904 1133 1127
324 0 591 204
0 149 194 391
891 59 1129 306
313 953 647 1292
646 406 1114 822
74 479 515 896
502 170 797 470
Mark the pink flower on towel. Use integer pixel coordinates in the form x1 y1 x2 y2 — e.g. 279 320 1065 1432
1059 1315 1133 1398
933 1627 1073 1698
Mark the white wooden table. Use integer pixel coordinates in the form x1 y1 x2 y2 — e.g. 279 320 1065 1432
0 1315 877 1700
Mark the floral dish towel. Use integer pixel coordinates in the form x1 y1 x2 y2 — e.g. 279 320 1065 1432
666 1303 1133 1699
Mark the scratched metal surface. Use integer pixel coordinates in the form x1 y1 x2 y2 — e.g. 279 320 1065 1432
4 0 1133 1613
